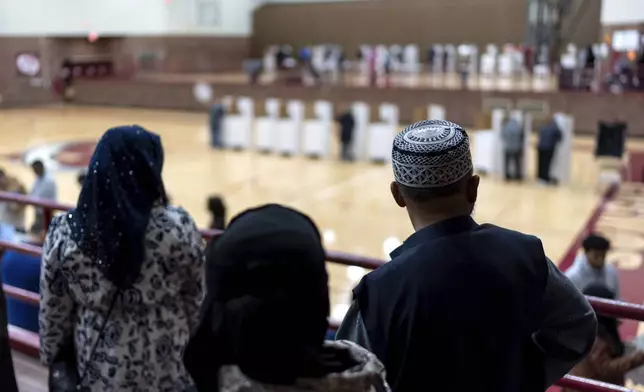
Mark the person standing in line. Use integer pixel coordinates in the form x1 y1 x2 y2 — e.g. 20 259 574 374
335 107 356 162
29 160 58 234
39 126 205 392
501 117 525 181
562 284 644 392
537 117 563 185
337 120 596 392
210 98 227 149
565 234 620 297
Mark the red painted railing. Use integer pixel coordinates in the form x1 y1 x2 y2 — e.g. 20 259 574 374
1 191 643 392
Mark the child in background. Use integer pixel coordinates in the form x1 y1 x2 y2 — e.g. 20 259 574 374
207 195 226 230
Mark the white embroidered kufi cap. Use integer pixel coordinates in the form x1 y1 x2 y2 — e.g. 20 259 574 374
392 120 473 188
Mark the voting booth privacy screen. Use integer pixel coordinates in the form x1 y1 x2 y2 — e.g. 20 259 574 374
595 122 627 158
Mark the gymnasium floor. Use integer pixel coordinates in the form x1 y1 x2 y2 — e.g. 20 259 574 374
2 105 644 390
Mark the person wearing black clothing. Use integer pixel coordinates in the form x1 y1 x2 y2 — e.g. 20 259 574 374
183 204 389 392
537 118 563 184
0 268 19 392
337 120 596 392
335 109 356 161
207 195 226 230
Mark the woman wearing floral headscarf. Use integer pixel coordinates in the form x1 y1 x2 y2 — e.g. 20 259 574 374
40 125 205 391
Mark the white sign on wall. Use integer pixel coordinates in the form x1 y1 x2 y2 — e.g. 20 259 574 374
612 30 641 52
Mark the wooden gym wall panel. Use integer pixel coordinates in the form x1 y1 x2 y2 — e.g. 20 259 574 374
565 0 603 48
70 79 644 137
251 0 528 56
117 37 250 73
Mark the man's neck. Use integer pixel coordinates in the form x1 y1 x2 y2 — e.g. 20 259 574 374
408 209 471 232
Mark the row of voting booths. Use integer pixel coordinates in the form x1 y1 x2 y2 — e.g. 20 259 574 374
219 96 446 162
472 98 574 184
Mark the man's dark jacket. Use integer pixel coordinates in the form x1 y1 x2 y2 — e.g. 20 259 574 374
337 215 596 392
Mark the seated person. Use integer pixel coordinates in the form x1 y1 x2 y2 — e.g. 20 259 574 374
565 234 619 298
207 195 226 230
562 284 644 392
0 249 40 333
0 168 27 233
183 204 389 392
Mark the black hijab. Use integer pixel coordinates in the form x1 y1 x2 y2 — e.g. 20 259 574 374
69 125 167 289
583 283 624 357
184 204 350 391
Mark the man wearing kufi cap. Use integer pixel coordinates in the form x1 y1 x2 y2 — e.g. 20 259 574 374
337 120 597 392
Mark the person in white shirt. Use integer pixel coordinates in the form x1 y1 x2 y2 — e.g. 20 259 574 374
29 160 57 234
565 234 620 298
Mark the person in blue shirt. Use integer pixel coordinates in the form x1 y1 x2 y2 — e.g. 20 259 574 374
0 249 40 333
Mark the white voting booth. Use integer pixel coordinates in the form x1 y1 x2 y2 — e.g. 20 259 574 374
351 102 370 161
263 46 278 78
255 98 280 153
367 103 399 162
404 44 420 74
302 101 334 158
222 97 254 150
551 113 574 184
497 52 513 90
480 45 498 90
428 105 446 121
473 109 505 175
276 100 304 156
532 64 551 91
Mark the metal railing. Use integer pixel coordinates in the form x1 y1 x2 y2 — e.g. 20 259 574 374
1 190 643 391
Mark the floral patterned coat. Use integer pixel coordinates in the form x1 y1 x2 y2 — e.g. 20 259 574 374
218 340 390 392
39 205 205 392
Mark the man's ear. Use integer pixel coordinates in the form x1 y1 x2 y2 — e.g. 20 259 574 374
390 181 406 208
466 175 480 204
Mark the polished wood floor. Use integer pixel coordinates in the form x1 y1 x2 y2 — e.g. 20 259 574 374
2 106 644 390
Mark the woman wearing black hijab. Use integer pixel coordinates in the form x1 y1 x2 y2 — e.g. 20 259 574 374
562 284 644 392
40 126 205 391
183 204 389 392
